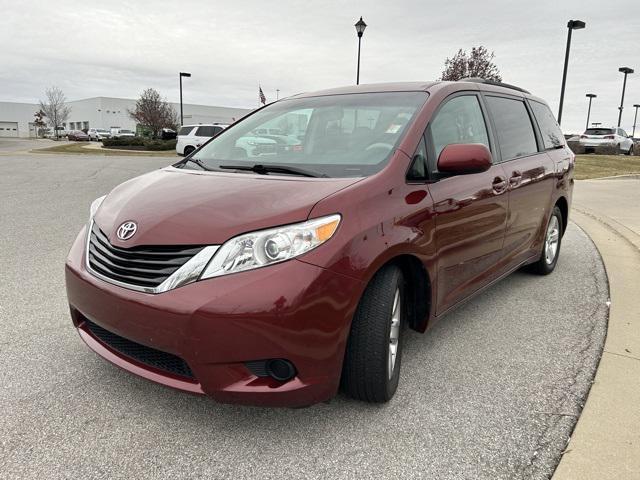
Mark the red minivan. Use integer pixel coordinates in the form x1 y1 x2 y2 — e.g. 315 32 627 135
66 79 574 407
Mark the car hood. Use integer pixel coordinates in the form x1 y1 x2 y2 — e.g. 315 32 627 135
94 167 360 247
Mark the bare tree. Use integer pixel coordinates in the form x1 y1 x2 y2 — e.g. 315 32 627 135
128 88 178 139
440 46 502 82
39 87 71 139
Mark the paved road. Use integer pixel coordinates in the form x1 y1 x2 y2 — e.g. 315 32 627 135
0 153 609 480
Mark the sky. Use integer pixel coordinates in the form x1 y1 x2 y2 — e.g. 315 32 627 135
1 0 639 134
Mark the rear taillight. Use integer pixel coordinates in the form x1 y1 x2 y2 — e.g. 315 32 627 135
604 135 615 139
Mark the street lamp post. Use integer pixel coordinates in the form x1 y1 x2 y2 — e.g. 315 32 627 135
557 19 586 125
179 72 191 126
354 17 367 85
617 67 634 127
632 104 640 139
585 93 596 131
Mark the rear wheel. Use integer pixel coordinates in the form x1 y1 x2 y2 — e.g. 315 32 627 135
183 146 195 156
528 205 563 275
341 264 405 402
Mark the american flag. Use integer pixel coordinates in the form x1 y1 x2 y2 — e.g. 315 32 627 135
259 86 266 105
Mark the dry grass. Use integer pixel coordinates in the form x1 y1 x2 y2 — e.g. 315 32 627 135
574 154 640 180
32 142 177 157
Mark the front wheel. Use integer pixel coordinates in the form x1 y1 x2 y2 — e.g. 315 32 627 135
528 205 563 275
341 264 405 402
626 144 634 156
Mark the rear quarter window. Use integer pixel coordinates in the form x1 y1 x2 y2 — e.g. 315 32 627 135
485 96 538 161
530 101 565 149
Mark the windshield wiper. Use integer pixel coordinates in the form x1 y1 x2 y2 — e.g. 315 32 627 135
180 157 215 171
219 164 327 178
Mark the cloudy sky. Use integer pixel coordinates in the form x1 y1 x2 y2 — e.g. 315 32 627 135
1 0 638 134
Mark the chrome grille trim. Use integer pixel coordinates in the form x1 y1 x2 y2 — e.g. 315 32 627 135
85 221 219 294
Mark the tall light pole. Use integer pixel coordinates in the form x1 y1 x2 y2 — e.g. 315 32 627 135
617 67 634 127
354 17 367 85
179 72 191 126
632 104 640 139
557 19 586 125
585 93 596 131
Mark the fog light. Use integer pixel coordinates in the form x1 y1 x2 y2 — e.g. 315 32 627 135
266 359 296 382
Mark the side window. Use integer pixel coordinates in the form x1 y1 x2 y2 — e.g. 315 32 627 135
212 127 223 136
530 101 565 149
196 126 217 137
429 95 490 163
620 129 628 137
407 136 427 180
178 126 194 136
485 96 538 160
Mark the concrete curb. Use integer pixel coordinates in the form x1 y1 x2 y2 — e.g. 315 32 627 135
552 208 640 479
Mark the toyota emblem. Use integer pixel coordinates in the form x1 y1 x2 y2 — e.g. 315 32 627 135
116 221 137 240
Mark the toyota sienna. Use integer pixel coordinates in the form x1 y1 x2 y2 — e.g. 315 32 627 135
65 79 574 407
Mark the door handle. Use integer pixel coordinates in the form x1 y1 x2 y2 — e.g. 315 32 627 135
509 170 522 186
492 176 507 193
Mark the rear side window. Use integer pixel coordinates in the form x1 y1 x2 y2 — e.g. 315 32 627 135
429 95 490 160
530 101 565 149
178 126 194 136
195 126 218 137
485 96 537 160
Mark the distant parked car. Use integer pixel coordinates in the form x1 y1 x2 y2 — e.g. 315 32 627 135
87 128 111 141
579 127 634 155
111 129 136 139
176 124 228 156
160 128 177 140
44 126 68 139
68 130 90 141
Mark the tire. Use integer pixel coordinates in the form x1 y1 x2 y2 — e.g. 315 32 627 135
528 205 563 275
183 146 195 156
341 264 405 402
626 144 634 156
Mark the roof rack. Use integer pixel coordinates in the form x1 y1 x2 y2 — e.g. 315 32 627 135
460 77 530 94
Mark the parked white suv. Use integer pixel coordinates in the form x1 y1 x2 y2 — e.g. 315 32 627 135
176 124 228 156
579 127 634 155
87 128 111 141
111 129 136 139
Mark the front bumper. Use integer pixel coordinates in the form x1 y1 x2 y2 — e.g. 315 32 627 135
65 226 364 407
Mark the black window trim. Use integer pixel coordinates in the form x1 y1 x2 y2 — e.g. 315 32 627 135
480 91 542 164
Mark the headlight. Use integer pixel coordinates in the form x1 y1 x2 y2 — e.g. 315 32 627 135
200 214 341 279
89 195 106 222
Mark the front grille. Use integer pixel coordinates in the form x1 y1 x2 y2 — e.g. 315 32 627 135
88 223 203 288
84 319 194 379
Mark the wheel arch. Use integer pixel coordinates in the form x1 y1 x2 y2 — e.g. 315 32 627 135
555 196 569 235
362 254 432 333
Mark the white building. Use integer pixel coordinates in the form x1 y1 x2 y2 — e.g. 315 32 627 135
0 97 251 138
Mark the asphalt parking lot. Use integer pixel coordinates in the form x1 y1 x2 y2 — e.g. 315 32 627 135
0 152 609 480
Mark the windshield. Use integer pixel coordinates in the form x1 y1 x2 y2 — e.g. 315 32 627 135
180 92 428 178
584 128 614 135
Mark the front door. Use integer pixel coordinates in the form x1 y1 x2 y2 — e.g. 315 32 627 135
425 93 509 314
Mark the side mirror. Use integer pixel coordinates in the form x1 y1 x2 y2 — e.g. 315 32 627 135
437 143 492 175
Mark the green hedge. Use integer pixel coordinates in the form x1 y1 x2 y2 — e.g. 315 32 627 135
102 138 176 151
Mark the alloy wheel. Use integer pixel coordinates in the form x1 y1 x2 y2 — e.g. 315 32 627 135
544 216 560 265
388 287 401 379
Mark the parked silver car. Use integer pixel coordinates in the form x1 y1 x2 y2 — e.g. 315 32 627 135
579 127 634 154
